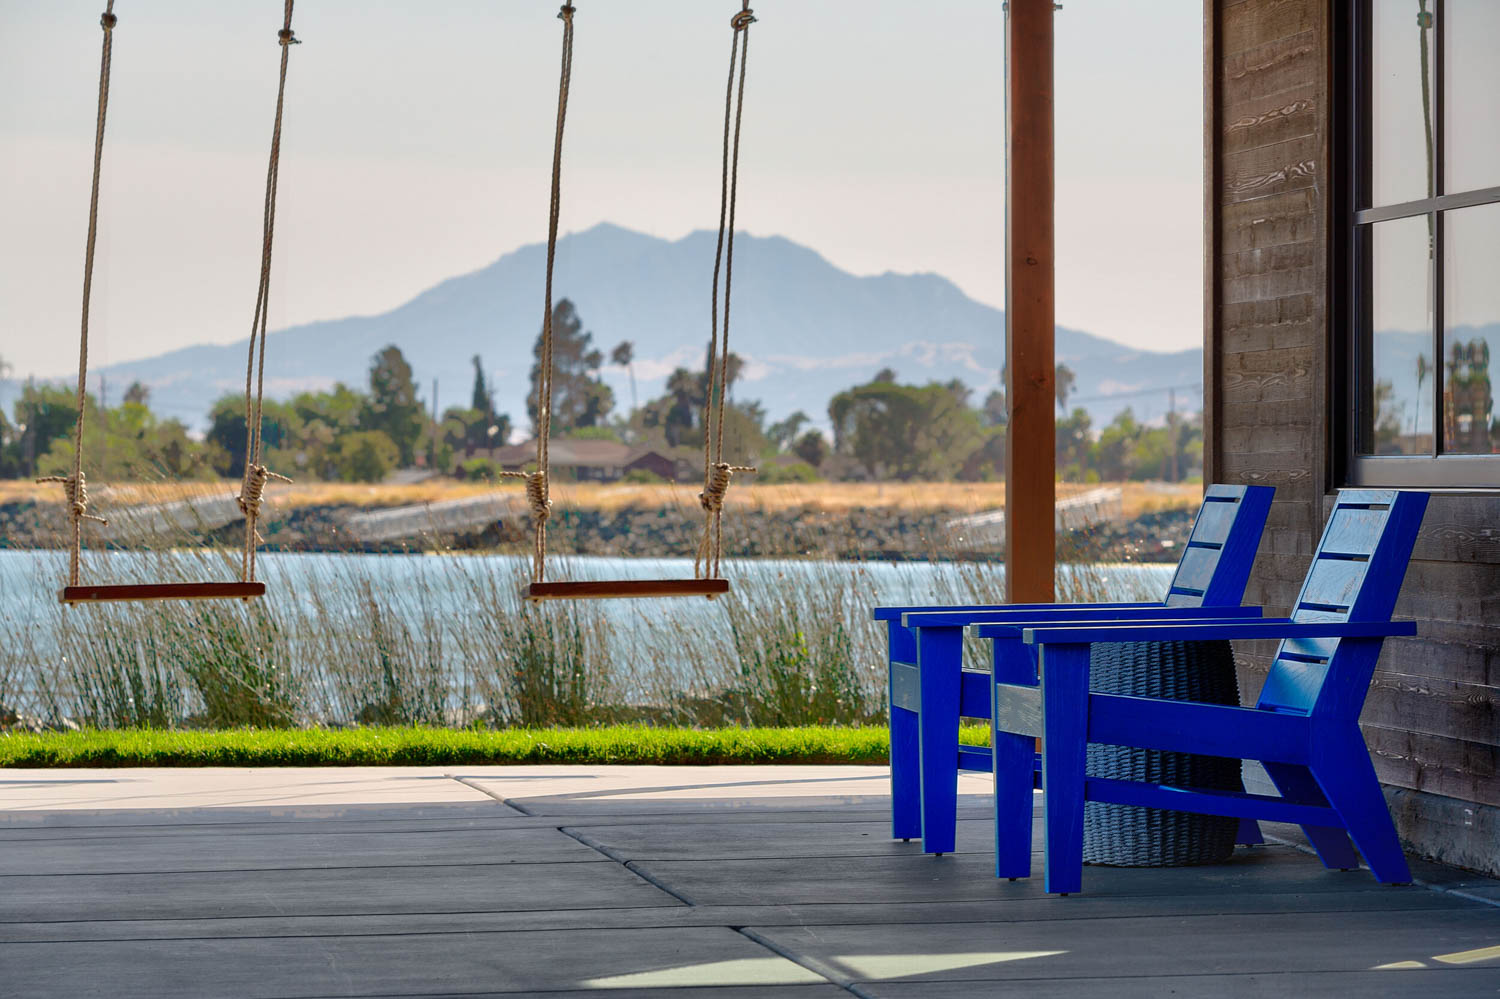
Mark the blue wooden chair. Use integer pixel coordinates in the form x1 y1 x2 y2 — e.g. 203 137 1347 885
984 488 1429 894
874 484 1274 855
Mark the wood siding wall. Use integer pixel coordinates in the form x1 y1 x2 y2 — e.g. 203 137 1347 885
1207 0 1500 873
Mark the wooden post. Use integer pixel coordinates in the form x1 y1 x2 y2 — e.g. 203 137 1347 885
1004 0 1056 603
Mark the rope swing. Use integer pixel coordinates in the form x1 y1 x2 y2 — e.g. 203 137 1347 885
42 2 301 605
519 2 758 603
695 1 758 581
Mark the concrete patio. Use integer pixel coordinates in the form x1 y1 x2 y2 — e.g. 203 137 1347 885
2 765 1498 997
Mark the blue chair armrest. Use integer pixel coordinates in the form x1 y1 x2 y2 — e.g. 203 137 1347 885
903 604 1261 629
999 618 1418 645
873 601 1157 622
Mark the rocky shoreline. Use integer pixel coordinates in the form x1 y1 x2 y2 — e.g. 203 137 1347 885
0 498 1194 563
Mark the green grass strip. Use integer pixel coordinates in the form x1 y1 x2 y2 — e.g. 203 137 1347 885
0 724 994 768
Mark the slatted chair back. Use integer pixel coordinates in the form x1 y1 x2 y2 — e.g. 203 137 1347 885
1256 489 1429 716
1161 484 1275 607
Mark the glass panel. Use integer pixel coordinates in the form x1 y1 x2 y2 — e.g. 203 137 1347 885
1442 204 1500 454
1365 215 1435 454
1369 0 1438 207
1445 1 1500 194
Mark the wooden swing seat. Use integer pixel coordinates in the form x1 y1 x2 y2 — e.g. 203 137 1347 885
60 582 268 605
527 578 729 602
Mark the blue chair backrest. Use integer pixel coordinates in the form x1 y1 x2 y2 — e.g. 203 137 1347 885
1161 484 1275 608
1256 489 1429 715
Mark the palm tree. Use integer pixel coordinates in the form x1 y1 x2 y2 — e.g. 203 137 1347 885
1414 352 1429 434
611 340 637 414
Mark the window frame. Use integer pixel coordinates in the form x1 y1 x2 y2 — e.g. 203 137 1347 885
1342 0 1500 489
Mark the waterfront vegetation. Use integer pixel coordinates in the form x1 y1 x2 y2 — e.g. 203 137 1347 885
0 723 991 768
0 535 1159 735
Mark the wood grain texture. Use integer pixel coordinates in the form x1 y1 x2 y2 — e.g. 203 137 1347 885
1003 0 1055 603
1366 726 1500 807
1221 0 1317 54
59 582 267 604
525 579 728 602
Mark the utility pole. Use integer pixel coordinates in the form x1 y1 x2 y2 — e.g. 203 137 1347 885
430 377 439 470
1168 386 1179 483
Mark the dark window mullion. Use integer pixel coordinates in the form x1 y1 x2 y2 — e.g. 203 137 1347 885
1435 0 1445 199
1433 209 1444 456
1432 2 1445 456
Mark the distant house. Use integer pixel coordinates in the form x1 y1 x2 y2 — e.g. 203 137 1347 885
488 439 680 483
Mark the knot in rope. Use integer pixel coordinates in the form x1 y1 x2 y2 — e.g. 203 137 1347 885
524 470 551 525
730 8 756 30
238 464 291 520
698 462 755 514
100 11 117 30
277 28 299 46
502 469 552 525
558 4 575 23
37 473 107 525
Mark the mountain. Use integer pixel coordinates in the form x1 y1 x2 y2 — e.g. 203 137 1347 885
13 223 1205 433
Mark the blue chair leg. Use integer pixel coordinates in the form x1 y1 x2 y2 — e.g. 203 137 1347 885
890 698 921 840
993 635 1036 879
1039 642 1089 895
916 626 963 855
1236 818 1265 846
1313 729 1412 884
1263 761 1362 871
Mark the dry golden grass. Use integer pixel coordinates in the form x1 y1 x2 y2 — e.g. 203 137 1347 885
7 478 1202 517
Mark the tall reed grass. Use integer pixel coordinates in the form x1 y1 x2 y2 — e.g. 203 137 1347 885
0 493 1162 731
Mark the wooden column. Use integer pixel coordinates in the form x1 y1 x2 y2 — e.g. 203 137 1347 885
1004 0 1056 603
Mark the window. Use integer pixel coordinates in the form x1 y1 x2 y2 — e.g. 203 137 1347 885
1347 0 1500 486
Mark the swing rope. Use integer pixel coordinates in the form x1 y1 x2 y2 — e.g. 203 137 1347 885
501 2 575 585
694 2 757 580
238 0 300 584
511 3 756 589
42 2 298 593
38 2 119 588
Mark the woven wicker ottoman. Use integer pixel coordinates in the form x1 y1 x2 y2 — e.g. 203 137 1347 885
1083 639 1243 866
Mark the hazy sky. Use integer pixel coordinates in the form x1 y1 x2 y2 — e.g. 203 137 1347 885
1 1 1204 380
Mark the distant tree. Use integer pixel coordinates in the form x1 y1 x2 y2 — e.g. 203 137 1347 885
470 355 494 419
1413 352 1430 434
123 380 151 407
982 388 1007 429
38 396 214 482
1094 408 1143 481
828 376 983 480
792 428 830 469
873 367 898 384
637 344 747 449
206 394 298 479
363 345 425 466
1054 363 1076 413
528 299 613 434
440 405 510 466
611 340 637 414
767 410 809 452
1055 406 1093 480
5 381 77 478
283 383 367 479
1371 380 1405 453
334 430 399 483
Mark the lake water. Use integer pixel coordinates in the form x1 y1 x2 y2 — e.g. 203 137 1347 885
0 550 1174 626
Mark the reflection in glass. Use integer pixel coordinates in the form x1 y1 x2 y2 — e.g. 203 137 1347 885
1366 216 1435 455
1442 205 1500 454
1370 0 1437 207
1445 1 1500 195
